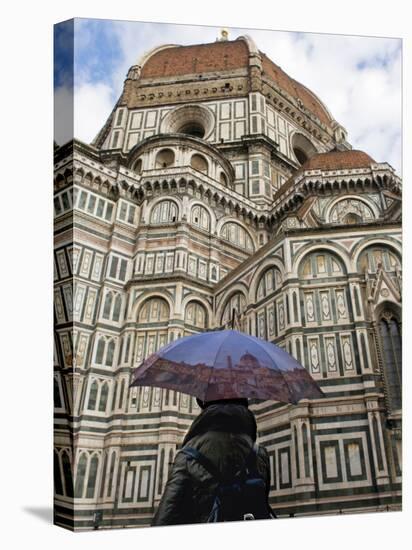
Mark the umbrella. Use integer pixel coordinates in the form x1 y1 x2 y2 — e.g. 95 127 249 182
130 330 324 404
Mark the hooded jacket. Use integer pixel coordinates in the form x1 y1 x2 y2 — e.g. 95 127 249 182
151 402 271 526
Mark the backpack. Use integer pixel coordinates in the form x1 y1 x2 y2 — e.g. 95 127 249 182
181 444 276 522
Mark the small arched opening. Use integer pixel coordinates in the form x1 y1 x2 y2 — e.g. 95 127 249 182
291 133 317 166
134 158 143 174
155 148 175 169
220 172 228 186
190 154 208 174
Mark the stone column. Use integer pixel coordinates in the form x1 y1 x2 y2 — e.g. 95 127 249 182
290 401 316 493
366 397 390 486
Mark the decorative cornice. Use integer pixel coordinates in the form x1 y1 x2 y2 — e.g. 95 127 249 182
55 140 402 233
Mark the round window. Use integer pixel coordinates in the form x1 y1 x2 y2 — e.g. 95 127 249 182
179 122 205 138
293 147 308 165
291 133 317 166
160 105 214 140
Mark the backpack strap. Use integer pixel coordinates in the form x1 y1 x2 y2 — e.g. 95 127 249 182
181 447 223 483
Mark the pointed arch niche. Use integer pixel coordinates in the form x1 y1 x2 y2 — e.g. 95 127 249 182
375 303 402 414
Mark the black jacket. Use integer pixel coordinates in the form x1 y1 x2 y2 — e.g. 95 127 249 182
152 403 271 526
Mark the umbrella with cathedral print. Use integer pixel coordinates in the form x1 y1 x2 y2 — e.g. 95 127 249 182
130 330 324 404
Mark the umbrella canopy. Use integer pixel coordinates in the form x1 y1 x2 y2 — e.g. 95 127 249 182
130 330 324 404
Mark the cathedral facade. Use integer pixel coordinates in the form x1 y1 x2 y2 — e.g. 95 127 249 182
53 33 402 530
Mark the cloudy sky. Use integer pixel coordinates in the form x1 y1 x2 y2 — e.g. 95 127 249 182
54 18 402 174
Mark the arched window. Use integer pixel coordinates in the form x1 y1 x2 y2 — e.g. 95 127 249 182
54 377 62 409
359 246 400 274
138 297 170 322
299 250 345 279
74 453 88 498
98 383 109 412
379 310 402 412
293 291 299 322
155 148 175 169
185 301 207 329
118 337 124 365
94 336 116 367
298 251 349 329
61 451 73 497
95 338 106 364
103 292 122 322
219 172 228 186
107 452 116 498
107 451 116 497
87 381 98 410
221 292 247 326
118 379 126 409
112 295 122 322
150 200 178 224
106 340 115 366
190 154 208 174
124 334 132 363
111 381 117 411
329 198 375 225
86 455 99 498
256 266 283 300
103 292 113 319
99 453 108 498
220 222 254 252
54 451 64 495
134 158 143 174
191 205 210 231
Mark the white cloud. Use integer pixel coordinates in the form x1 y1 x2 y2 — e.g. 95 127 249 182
246 29 402 172
74 82 114 144
54 85 73 145
109 21 222 96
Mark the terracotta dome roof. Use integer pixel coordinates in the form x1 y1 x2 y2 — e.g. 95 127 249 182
140 40 249 78
260 53 332 127
272 149 376 202
139 38 333 129
299 149 375 171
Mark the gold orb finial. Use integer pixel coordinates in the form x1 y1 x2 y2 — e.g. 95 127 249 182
220 28 229 41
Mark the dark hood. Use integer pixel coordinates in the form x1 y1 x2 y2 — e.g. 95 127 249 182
183 403 257 446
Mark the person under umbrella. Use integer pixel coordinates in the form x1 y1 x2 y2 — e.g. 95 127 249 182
131 329 324 524
152 397 274 526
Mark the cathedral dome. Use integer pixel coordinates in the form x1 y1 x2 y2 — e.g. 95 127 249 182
260 53 333 128
272 149 377 202
298 149 375 171
138 37 334 131
140 40 250 78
